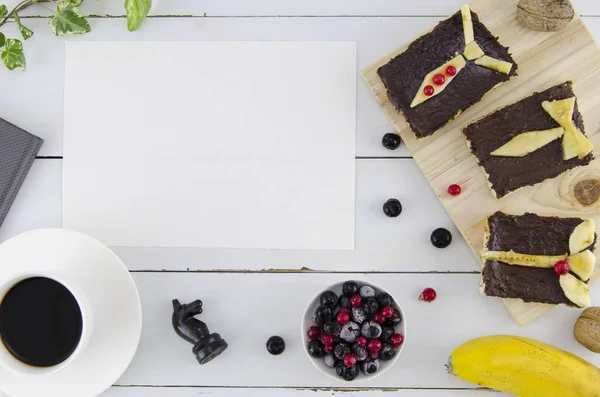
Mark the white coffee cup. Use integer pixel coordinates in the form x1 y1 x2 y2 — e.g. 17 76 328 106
0 272 94 376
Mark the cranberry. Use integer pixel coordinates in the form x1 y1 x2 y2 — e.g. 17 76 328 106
337 310 350 325
424 85 434 96
343 353 357 367
448 184 461 196
390 333 404 347
350 295 362 308
307 326 321 340
419 287 437 302
321 333 334 346
381 306 395 318
446 65 457 76
373 312 385 324
367 339 382 353
554 260 570 276
323 344 334 353
432 73 445 85
356 336 367 347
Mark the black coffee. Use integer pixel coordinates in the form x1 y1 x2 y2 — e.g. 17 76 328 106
0 277 83 367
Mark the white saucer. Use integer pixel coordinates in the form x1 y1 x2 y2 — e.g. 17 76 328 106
0 229 142 397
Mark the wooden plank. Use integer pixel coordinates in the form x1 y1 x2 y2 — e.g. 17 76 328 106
361 0 600 325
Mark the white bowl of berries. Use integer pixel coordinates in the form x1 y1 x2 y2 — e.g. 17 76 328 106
301 280 406 381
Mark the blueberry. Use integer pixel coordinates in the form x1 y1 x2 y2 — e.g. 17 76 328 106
340 322 361 343
361 358 380 375
379 343 397 361
382 133 401 150
323 322 342 341
351 307 367 324
338 294 351 309
320 290 338 309
380 326 395 343
323 353 337 368
352 344 369 361
383 198 402 218
266 336 285 355
359 285 376 299
335 361 345 376
341 365 359 381
361 321 382 339
362 298 380 317
431 227 452 248
385 309 402 327
334 342 351 360
313 305 334 325
342 281 360 296
307 339 325 358
376 292 394 307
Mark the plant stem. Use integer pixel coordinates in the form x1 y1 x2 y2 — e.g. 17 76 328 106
0 0 53 28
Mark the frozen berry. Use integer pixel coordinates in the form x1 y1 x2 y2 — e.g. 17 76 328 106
390 333 404 347
362 298 380 316
367 339 382 353
343 353 357 367
376 292 393 307
314 305 334 325
335 361 345 376
381 306 395 318
338 295 351 309
361 321 382 339
380 327 394 343
446 65 457 76
307 339 325 358
351 307 367 324
359 285 376 299
341 365 359 381
419 287 437 302
424 85 434 96
334 342 351 360
383 198 402 218
373 312 385 324
361 358 380 375
336 310 351 325
324 353 337 368
323 322 342 340
307 326 321 340
386 314 402 327
379 343 397 361
554 260 570 276
321 333 334 346
350 295 362 308
320 290 338 308
432 73 445 85
448 184 461 196
382 133 401 150
356 336 367 347
266 336 285 355
431 228 452 248
324 344 334 353
342 281 360 296
340 322 361 343
352 344 369 361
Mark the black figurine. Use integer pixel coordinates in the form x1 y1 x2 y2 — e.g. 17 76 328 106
172 299 228 364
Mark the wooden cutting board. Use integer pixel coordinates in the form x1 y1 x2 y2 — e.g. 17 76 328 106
362 0 600 325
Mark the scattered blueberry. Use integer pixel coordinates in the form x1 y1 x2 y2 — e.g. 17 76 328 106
338 294 351 309
324 353 337 368
430 228 452 248
361 321 382 339
380 326 395 343
314 305 335 325
342 281 360 296
307 339 326 358
359 285 376 299
361 359 380 375
340 322 361 343
351 307 367 324
378 343 397 361
341 365 360 381
377 292 394 308
352 344 369 361
320 290 338 309
362 298 380 317
334 342 351 360
266 336 285 355
382 133 401 150
383 198 402 218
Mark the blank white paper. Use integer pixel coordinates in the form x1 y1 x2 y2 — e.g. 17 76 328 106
63 41 356 250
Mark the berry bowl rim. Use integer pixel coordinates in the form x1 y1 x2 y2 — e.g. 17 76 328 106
300 280 406 382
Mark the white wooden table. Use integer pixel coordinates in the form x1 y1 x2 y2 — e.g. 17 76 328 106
1 1 600 396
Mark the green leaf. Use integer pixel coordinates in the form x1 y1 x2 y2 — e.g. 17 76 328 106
2 38 26 70
0 5 7 19
0 33 5 48
49 2 90 36
125 0 151 31
13 13 34 40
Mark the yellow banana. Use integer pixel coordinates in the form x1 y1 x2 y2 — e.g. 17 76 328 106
447 335 600 397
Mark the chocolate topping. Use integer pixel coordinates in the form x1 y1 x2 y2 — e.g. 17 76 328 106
464 82 593 198
377 10 517 138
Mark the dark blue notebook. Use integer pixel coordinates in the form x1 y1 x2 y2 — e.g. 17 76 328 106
0 118 43 228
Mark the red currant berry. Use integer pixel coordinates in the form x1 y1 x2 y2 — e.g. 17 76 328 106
381 306 395 318
343 353 357 367
321 333 334 346
367 339 382 353
338 307 350 314
432 73 446 85
356 336 367 347
350 295 362 308
554 260 570 276
390 333 404 347
336 310 350 325
419 287 437 302
323 344 334 353
446 65 457 76
424 85 434 96
307 326 321 340
373 312 385 324
448 184 462 196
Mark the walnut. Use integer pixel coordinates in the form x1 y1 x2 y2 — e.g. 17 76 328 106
574 307 600 353
517 0 575 32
